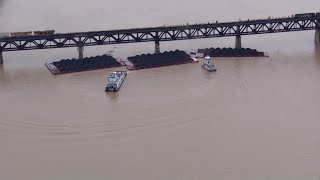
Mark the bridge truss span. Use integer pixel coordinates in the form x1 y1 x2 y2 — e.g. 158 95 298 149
0 16 319 54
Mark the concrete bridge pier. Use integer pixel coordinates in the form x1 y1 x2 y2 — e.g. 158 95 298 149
155 41 160 54
316 29 320 44
316 21 320 44
0 51 3 64
235 35 242 49
77 44 84 59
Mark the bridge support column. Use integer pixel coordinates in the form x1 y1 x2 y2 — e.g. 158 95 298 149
0 51 3 64
77 45 84 59
235 35 242 49
155 41 160 54
316 19 320 44
316 29 320 44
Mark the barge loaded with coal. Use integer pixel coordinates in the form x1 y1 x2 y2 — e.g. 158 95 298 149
45 54 122 75
126 50 198 70
196 47 268 58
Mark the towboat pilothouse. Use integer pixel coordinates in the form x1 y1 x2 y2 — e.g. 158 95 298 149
202 55 216 71
105 71 127 92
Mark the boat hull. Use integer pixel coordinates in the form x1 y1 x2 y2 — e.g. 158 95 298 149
202 64 216 72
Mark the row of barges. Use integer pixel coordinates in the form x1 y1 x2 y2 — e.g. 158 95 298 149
46 47 267 75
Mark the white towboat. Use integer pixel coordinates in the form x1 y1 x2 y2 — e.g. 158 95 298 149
105 71 127 92
202 55 216 71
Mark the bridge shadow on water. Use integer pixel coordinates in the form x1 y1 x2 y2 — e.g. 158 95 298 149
0 0 6 12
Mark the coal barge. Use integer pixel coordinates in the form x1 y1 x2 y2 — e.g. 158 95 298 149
45 55 122 75
126 50 198 70
197 48 267 58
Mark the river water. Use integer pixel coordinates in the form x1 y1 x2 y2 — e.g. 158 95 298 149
1 0 320 179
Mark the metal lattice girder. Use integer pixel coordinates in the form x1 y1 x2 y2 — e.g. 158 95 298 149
0 16 319 52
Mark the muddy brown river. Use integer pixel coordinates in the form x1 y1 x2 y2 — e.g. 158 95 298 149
1 0 320 179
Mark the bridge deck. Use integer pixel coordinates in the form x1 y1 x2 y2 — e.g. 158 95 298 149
0 15 319 52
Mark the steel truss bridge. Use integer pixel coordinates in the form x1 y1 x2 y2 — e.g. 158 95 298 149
0 14 320 63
